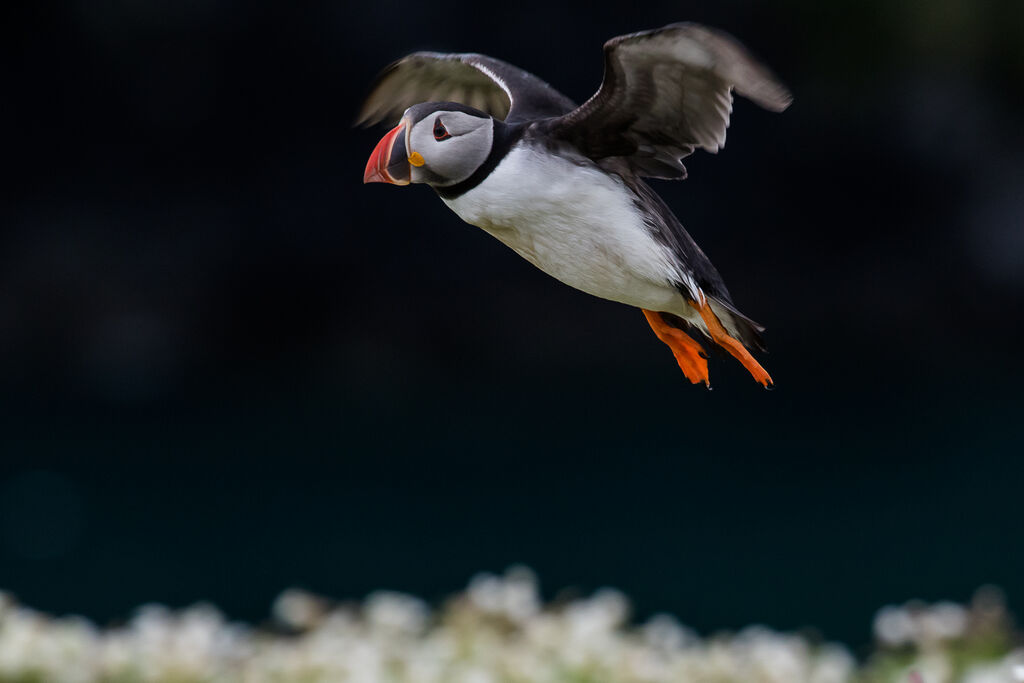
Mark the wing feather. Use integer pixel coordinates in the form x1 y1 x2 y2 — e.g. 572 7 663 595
357 52 576 126
548 23 792 179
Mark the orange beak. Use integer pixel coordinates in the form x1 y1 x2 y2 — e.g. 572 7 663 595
363 123 411 185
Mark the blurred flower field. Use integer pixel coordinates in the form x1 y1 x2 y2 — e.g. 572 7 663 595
1 568 1021 683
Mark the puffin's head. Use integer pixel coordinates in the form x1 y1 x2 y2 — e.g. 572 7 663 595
363 102 494 188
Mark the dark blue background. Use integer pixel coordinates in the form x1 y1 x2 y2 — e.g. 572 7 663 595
3 0 1022 648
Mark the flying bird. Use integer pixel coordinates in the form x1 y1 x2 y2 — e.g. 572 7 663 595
359 23 791 388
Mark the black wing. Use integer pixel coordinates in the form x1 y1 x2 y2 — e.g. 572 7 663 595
357 52 577 126
547 23 792 179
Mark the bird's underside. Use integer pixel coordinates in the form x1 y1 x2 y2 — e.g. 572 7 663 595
359 23 791 388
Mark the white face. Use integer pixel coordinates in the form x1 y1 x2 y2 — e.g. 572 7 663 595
405 110 494 186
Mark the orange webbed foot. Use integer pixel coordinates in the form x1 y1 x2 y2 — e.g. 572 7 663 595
642 309 711 387
689 299 773 389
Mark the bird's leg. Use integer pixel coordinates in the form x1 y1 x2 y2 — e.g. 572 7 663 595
642 310 710 387
689 300 773 389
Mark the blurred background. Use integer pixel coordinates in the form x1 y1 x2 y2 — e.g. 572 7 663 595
3 0 1023 650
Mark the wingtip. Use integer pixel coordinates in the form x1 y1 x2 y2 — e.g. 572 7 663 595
352 111 372 128
742 77 794 112
767 88 794 113
353 106 387 128
353 112 382 129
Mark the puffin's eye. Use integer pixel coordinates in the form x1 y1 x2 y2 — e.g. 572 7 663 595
433 118 451 141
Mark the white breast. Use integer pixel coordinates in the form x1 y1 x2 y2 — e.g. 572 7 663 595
442 144 692 314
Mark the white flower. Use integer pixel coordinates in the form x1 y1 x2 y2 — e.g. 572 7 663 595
365 591 428 635
875 605 917 647
809 645 855 683
920 602 968 642
468 572 504 614
499 565 541 623
272 588 327 630
642 613 695 652
0 570 1014 683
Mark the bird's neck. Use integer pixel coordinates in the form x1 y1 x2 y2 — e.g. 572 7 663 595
434 119 525 200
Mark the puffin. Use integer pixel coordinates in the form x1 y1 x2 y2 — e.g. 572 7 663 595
359 23 791 388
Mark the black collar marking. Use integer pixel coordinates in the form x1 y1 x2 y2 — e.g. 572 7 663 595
434 120 524 200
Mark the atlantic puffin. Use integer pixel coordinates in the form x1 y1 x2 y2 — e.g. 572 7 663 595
359 23 791 388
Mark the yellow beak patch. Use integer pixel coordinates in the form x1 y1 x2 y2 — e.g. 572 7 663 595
408 151 425 167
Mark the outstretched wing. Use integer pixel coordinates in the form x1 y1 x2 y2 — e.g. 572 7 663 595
547 23 792 179
357 52 577 126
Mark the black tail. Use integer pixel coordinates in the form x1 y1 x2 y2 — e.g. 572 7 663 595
659 298 767 355
708 296 767 353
